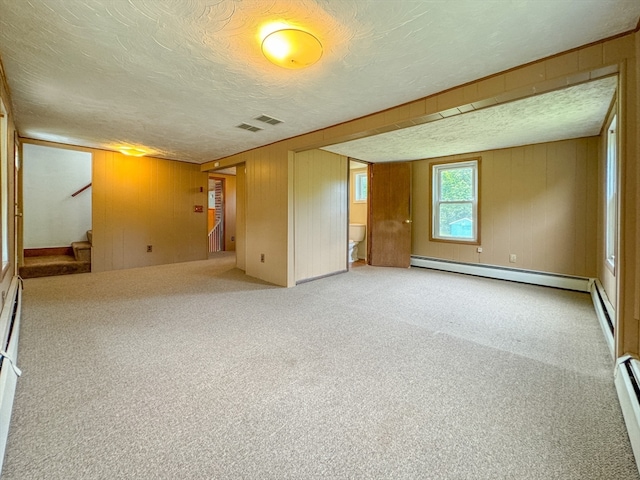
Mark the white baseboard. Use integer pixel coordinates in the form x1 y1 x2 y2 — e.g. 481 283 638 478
410 256 592 292
0 277 22 475
615 356 640 473
590 279 615 358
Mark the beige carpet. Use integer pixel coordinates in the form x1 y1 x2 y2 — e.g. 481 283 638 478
3 253 638 479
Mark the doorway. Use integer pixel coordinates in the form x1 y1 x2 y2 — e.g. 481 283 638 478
19 143 92 278
349 159 369 266
368 162 412 268
207 172 237 258
208 177 225 253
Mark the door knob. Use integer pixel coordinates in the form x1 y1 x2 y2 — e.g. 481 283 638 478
404 219 412 224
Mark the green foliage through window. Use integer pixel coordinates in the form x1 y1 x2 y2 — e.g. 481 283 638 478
432 160 479 242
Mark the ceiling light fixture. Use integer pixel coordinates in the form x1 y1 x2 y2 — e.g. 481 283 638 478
119 147 147 157
261 28 323 69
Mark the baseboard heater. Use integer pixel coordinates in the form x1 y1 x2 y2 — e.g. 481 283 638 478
0 277 23 474
615 356 640 472
590 279 615 358
410 256 592 292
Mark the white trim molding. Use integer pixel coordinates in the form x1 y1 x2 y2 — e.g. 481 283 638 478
0 277 22 474
410 256 592 292
590 279 615 358
615 356 640 473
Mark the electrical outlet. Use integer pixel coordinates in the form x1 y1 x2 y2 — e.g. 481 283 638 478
260 253 265 263
147 245 153 253
477 247 483 253
509 254 516 263
231 236 235 242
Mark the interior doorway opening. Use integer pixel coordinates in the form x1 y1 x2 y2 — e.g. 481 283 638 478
349 159 369 266
207 170 237 259
208 178 224 253
19 142 92 278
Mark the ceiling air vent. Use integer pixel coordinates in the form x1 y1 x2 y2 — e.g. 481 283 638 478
255 114 283 126
236 123 262 132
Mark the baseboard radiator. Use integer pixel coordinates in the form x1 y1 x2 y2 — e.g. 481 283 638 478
0 277 23 473
616 356 640 472
590 279 615 358
410 256 592 292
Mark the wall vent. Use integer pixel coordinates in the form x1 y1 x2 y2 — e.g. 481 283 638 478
236 123 262 133
255 114 283 125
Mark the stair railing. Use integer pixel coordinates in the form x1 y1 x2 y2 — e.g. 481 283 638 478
71 183 92 197
208 218 223 252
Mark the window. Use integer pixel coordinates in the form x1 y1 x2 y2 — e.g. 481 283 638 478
431 159 479 243
354 172 367 202
0 99 7 276
605 113 617 272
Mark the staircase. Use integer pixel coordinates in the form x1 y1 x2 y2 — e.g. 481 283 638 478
71 241 91 262
20 232 92 279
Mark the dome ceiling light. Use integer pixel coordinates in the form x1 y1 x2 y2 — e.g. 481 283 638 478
261 28 323 69
119 147 148 157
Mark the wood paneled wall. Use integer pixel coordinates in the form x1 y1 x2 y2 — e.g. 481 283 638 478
294 150 348 282
412 137 599 277
223 175 237 251
243 147 292 286
621 30 639 356
92 150 207 272
236 164 246 271
0 62 16 299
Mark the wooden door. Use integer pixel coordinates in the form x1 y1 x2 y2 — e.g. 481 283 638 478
368 162 411 267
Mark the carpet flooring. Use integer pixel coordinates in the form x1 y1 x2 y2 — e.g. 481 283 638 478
3 253 638 479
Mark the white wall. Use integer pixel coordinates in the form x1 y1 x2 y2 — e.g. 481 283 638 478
23 143 92 248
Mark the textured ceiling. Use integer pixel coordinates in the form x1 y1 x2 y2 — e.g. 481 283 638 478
0 0 638 164
322 76 618 162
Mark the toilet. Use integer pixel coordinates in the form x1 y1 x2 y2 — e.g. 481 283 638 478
348 223 366 263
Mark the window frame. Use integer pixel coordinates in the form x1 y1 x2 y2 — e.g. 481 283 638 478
354 171 367 203
605 110 618 274
430 158 481 245
0 99 8 279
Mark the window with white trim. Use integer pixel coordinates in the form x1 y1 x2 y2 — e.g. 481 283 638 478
0 99 8 275
432 159 479 243
354 172 367 202
605 113 617 271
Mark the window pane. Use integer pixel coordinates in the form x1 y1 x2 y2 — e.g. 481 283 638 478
605 114 617 266
355 173 367 201
438 202 473 238
440 167 473 201
0 100 7 270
